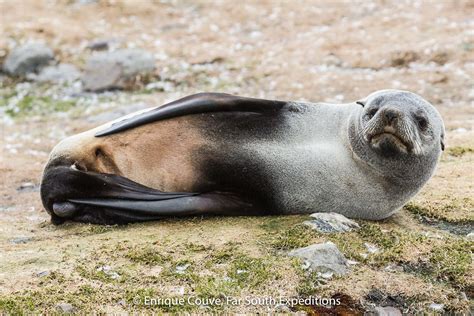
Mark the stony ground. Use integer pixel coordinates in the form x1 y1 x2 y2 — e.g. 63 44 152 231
0 0 473 314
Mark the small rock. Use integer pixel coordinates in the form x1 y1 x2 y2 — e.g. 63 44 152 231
97 265 120 279
390 50 419 67
16 182 39 192
87 40 110 51
175 263 190 274
97 265 111 273
117 299 126 307
304 212 360 233
274 303 291 312
373 306 402 316
30 63 80 83
429 303 444 312
36 270 51 277
3 43 54 76
364 243 379 254
429 51 449 65
318 271 334 279
466 232 474 240
384 264 403 272
322 53 344 67
56 303 75 313
82 49 155 91
288 242 349 275
10 237 33 244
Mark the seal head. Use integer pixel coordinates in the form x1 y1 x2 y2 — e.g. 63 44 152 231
350 89 445 185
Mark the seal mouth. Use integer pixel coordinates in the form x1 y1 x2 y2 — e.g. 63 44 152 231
369 128 412 153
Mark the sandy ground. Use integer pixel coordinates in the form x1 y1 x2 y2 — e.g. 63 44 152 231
0 0 473 314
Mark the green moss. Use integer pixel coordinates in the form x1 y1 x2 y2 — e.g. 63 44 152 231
194 275 238 299
0 295 36 314
5 95 77 117
125 246 171 265
76 264 129 283
259 215 310 232
328 232 367 262
266 224 317 250
358 223 427 264
445 146 474 157
405 199 474 223
428 239 472 288
228 255 270 288
207 242 240 265
184 242 212 252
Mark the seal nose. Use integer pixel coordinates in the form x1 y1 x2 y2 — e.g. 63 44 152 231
384 109 398 125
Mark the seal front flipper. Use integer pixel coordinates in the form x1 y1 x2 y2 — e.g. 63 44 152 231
95 92 287 137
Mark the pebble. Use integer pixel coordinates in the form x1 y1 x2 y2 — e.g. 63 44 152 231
373 306 402 316
10 237 33 244
175 263 190 274
36 270 51 277
429 303 444 312
364 243 380 254
56 303 75 313
288 242 350 275
30 63 80 83
16 182 39 192
82 49 155 91
304 212 360 233
3 43 54 76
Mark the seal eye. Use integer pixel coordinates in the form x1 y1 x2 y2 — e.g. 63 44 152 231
415 116 428 131
367 108 378 119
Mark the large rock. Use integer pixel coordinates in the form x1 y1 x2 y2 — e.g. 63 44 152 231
304 212 360 233
82 49 155 91
288 242 349 275
3 43 54 76
30 63 80 83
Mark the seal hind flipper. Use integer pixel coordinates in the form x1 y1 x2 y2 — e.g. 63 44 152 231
42 164 259 224
95 92 287 137
68 192 256 218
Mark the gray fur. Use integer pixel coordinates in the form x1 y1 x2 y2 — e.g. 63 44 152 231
243 90 444 220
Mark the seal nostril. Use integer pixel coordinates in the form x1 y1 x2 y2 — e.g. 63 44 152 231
384 110 398 123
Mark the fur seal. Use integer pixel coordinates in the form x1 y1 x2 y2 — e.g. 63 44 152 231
40 90 445 225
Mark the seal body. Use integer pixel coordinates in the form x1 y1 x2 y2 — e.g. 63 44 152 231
40 90 445 224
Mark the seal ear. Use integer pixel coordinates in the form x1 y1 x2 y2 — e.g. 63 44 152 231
440 133 445 151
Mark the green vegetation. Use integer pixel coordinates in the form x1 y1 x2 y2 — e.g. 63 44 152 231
3 95 77 117
265 223 318 250
405 199 474 223
125 246 171 265
228 255 270 288
445 146 474 157
427 239 472 288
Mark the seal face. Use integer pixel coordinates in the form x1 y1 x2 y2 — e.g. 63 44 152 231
349 90 445 185
40 90 445 224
